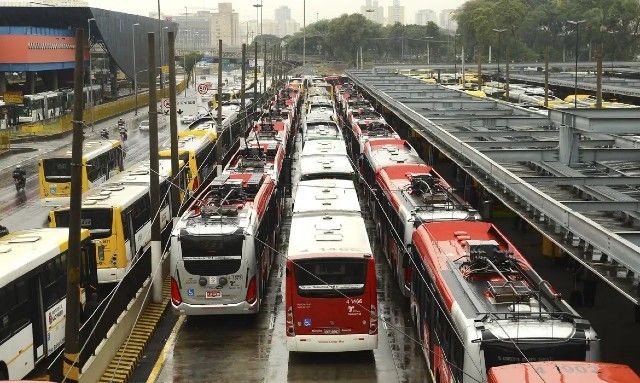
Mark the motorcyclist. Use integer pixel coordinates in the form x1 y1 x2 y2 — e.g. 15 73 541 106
118 124 128 141
13 165 26 191
100 128 109 139
117 118 125 128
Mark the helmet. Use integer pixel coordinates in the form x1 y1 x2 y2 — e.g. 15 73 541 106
15 165 21 169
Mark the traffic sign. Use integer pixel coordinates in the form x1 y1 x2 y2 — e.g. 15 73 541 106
197 83 209 95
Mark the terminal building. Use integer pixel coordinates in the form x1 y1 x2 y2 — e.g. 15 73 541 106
0 5 176 127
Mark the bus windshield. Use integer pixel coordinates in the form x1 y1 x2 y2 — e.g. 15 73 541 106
294 258 366 298
180 234 243 276
43 158 72 182
54 208 113 238
483 339 587 371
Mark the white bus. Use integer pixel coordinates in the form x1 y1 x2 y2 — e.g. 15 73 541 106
0 228 96 380
49 161 181 284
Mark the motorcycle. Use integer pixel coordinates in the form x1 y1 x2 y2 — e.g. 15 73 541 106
100 130 109 140
119 128 128 142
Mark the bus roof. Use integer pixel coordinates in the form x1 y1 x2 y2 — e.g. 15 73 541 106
0 228 89 288
300 139 347 157
299 154 354 179
288 213 372 260
488 362 640 383
294 179 361 215
161 131 215 155
364 139 423 171
413 221 587 331
54 162 171 211
44 139 121 161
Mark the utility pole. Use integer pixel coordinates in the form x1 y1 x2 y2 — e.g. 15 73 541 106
157 0 164 89
303 0 306 67
505 45 510 100
241 43 246 110
271 44 276 89
544 45 549 108
148 32 162 304
263 40 267 92
63 27 85 383
168 31 180 214
254 41 258 103
476 46 483 87
217 39 223 126
596 42 603 109
461 45 465 87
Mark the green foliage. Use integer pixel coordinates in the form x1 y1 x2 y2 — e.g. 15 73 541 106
284 14 448 64
455 0 640 61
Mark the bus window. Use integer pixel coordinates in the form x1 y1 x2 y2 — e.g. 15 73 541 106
54 209 113 238
130 196 151 232
179 235 243 276
42 158 72 182
11 281 30 333
294 259 366 298
0 288 10 342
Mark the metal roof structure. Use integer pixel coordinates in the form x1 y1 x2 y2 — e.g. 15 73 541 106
0 6 177 82
347 68 640 305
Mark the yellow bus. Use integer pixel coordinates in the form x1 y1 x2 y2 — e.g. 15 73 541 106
48 160 185 284
39 140 124 206
159 128 217 192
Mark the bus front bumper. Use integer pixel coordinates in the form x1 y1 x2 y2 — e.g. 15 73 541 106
287 334 378 352
172 299 259 315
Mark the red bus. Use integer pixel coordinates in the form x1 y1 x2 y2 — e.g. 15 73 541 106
374 162 479 296
285 179 378 352
488 362 640 383
410 221 599 383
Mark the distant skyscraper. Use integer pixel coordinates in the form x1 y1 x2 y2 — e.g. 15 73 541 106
173 10 212 52
360 0 384 24
274 5 300 37
212 2 240 47
415 9 437 26
439 9 458 31
387 0 404 25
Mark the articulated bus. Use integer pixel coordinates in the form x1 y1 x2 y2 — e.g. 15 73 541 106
409 221 599 383
170 171 280 315
488 362 640 383
39 140 124 206
0 228 96 380
286 179 377 352
159 129 217 192
49 161 183 284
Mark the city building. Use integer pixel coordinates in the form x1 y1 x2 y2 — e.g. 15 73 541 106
415 9 437 26
212 2 239 47
439 9 458 31
173 11 212 53
360 0 384 24
387 0 404 25
274 5 300 37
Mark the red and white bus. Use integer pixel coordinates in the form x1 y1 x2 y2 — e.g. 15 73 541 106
170 171 280 315
224 141 285 185
286 179 377 352
361 138 423 185
410 220 600 383
488 362 640 383
374 162 479 295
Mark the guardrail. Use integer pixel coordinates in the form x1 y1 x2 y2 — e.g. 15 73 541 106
348 70 640 304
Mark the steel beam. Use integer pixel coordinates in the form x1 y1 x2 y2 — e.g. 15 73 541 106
561 200 640 212
581 148 640 162
522 176 640 186
452 130 558 138
550 109 640 135
478 148 559 162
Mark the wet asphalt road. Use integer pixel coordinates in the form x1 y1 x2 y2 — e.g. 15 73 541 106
153 130 430 383
0 87 198 232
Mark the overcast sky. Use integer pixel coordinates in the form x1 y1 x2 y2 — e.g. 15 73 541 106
85 0 468 23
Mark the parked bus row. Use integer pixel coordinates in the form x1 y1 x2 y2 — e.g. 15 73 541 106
333 78 638 383
169 81 302 315
286 78 378 353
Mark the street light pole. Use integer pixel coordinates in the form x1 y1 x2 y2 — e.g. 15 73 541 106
132 23 140 115
453 33 460 82
157 0 164 89
87 18 95 106
567 19 586 109
492 28 506 79
253 3 262 41
303 0 306 67
426 36 433 65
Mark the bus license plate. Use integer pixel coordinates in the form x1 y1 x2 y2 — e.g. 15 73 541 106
205 290 222 299
323 328 340 335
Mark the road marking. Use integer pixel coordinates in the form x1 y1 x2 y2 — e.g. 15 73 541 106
146 314 186 383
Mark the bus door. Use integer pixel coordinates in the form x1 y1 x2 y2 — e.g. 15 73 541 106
28 277 45 361
123 211 136 262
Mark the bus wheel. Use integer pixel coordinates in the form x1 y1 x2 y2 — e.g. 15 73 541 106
0 363 8 380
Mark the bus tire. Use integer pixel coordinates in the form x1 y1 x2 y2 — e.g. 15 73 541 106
0 362 8 380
